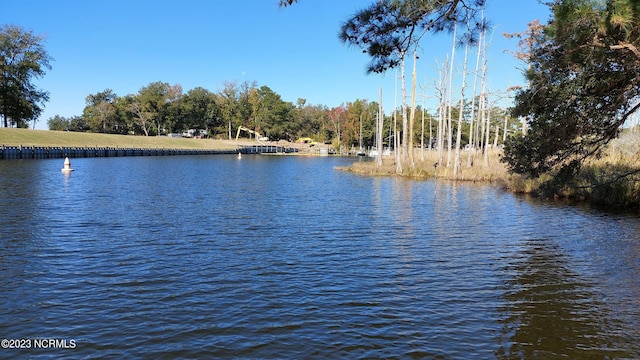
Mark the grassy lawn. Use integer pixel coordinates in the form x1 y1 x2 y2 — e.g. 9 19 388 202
0 128 252 150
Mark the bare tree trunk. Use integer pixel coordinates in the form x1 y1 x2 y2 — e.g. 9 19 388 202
479 23 489 167
436 57 447 165
129 103 151 136
377 87 384 167
337 118 341 154
446 22 457 168
427 72 433 152
429 112 433 151
467 17 483 167
479 94 485 153
454 39 470 176
502 112 509 143
394 70 402 174
400 53 408 167
483 99 492 167
421 81 426 161
408 49 418 168
395 111 402 173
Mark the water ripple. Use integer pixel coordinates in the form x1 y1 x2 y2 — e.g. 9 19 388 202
0 157 638 358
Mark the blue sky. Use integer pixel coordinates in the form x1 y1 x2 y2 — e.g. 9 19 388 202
3 0 551 130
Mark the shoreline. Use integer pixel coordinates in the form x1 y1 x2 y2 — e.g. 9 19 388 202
3 128 638 211
338 154 640 212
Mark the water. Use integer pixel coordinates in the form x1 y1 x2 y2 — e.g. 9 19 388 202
1 155 639 359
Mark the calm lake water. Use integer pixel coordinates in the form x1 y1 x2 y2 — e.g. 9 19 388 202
1 155 639 359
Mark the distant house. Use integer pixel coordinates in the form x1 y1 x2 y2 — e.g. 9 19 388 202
182 129 208 139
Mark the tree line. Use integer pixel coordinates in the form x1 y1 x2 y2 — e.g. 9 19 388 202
48 81 305 139
46 80 380 147
47 79 516 151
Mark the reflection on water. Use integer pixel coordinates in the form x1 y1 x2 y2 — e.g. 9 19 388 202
0 156 639 358
497 238 632 358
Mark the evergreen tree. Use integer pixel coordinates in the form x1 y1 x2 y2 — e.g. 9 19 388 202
503 0 640 182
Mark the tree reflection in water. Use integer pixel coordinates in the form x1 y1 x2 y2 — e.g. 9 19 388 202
496 238 632 359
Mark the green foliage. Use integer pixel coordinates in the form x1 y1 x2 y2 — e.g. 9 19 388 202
339 99 378 148
290 103 330 142
57 79 340 141
503 0 640 183
217 80 250 138
250 85 294 140
68 115 89 132
121 81 182 136
573 163 640 208
83 89 117 133
47 115 68 131
339 0 487 73
179 87 221 135
46 114 88 132
0 24 52 128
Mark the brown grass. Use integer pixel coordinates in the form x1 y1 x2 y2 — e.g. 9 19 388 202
502 137 640 209
342 144 640 210
561 153 640 207
340 148 509 182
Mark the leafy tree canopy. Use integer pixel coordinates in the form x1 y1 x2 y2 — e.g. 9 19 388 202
502 0 640 182
0 24 52 128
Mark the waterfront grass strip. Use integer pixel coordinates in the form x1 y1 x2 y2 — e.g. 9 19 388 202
0 128 242 150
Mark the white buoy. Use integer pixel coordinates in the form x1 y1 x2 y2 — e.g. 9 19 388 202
238 152 242 159
61 157 74 172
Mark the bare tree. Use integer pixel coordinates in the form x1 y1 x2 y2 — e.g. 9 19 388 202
467 10 485 167
446 22 458 168
400 53 408 168
408 49 418 168
377 87 384 166
454 35 471 176
435 57 448 165
128 101 152 136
